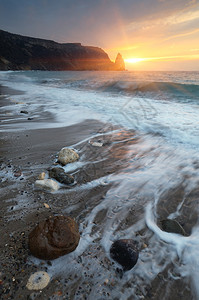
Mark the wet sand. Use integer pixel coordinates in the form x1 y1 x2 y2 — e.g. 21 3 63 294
0 97 139 299
0 86 198 299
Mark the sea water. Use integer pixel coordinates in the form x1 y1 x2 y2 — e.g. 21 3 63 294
1 70 199 299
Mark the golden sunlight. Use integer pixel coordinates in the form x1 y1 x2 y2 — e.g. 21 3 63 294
124 58 144 64
125 54 199 64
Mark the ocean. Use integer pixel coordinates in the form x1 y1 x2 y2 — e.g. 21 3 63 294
1 70 199 299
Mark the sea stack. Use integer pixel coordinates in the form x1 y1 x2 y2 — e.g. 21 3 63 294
115 53 125 71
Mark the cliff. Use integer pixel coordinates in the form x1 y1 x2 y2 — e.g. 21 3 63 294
0 30 125 71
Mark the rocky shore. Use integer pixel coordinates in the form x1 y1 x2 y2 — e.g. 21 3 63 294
0 86 197 299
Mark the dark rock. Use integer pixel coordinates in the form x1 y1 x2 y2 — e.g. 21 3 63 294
27 117 34 120
161 219 187 236
110 239 139 271
0 29 125 71
28 216 80 260
49 167 74 184
13 170 22 177
20 110 28 114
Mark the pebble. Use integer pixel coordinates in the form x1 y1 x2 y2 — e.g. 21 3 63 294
43 203 50 209
20 110 28 114
90 141 103 147
26 271 50 290
14 171 22 177
38 172 45 180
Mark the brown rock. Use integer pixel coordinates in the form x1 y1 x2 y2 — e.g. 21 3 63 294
28 216 80 260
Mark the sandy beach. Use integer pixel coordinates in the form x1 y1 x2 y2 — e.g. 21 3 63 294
0 84 198 299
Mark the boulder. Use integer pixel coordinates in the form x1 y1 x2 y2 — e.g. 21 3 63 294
35 179 59 192
58 148 79 165
49 167 74 184
110 239 139 271
28 216 80 260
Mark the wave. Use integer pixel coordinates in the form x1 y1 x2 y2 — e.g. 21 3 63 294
2 71 199 102
44 77 199 101
95 81 199 99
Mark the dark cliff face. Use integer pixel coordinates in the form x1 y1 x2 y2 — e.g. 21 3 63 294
0 30 125 71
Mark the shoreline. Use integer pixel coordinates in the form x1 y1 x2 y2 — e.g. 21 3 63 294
0 84 197 299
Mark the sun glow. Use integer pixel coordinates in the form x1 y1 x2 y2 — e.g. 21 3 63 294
124 58 144 64
125 54 199 64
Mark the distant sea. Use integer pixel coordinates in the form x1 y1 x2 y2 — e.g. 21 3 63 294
1 70 199 298
1 71 199 148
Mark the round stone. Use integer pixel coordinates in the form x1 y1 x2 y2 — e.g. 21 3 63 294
26 271 50 290
58 148 79 165
28 216 80 260
110 239 139 271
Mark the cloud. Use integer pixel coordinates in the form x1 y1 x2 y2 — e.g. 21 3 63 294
125 2 199 44
164 28 199 41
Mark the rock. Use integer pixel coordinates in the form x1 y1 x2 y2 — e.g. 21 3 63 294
49 167 74 184
161 219 187 236
114 53 125 71
20 110 28 114
58 148 79 165
34 179 59 192
110 239 139 271
38 172 45 180
43 203 50 209
28 216 80 260
90 141 103 147
14 170 22 177
26 271 50 290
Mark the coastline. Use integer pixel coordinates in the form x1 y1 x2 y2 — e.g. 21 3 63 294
0 84 197 299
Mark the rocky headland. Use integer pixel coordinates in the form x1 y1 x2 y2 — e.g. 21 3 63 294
0 29 125 71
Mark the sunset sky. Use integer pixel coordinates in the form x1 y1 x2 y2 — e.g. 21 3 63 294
0 0 199 71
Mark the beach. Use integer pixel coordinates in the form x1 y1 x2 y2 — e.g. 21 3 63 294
0 71 199 299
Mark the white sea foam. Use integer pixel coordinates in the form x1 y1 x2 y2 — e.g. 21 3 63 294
1 71 199 151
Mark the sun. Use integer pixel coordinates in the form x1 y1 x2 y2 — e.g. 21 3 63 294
124 58 144 64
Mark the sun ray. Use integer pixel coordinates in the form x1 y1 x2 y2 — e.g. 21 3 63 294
125 54 199 64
